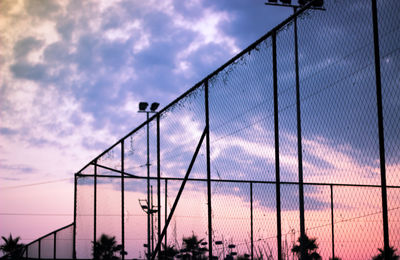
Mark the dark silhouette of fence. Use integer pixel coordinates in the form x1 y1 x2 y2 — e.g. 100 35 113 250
23 0 400 259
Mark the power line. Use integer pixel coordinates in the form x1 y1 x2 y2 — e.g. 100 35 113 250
0 178 73 190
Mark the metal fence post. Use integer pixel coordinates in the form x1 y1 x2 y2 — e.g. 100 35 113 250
54 232 56 260
272 31 282 260
157 114 161 252
94 160 97 248
294 5 306 250
330 185 335 259
250 182 254 260
205 79 213 259
165 179 168 249
121 141 125 260
371 0 390 255
73 173 77 259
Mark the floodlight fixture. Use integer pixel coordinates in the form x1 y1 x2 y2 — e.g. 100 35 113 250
139 102 149 111
150 102 160 112
298 0 323 7
280 0 291 4
268 0 278 2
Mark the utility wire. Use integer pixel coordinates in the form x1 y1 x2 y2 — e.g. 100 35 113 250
0 178 73 190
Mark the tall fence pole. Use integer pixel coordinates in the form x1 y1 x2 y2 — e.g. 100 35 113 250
250 182 254 260
205 80 213 259
371 0 390 255
121 140 125 260
73 174 77 259
165 179 168 249
330 185 335 259
294 5 306 250
94 160 97 247
272 31 282 260
146 112 151 259
157 114 161 255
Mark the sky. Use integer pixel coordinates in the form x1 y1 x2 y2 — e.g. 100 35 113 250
0 0 292 248
1 0 400 259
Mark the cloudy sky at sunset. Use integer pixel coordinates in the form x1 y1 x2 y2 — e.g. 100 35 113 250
2 0 400 259
0 0 291 245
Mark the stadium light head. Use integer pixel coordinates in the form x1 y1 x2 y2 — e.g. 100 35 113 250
139 102 148 111
298 0 323 7
150 102 160 112
280 0 291 4
268 0 278 2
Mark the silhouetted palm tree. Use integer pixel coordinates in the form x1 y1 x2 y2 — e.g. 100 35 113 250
372 246 399 260
291 235 321 260
0 234 24 259
180 234 207 260
159 243 178 260
92 234 123 260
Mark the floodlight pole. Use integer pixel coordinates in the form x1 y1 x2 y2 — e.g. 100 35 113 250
265 1 324 259
139 102 159 260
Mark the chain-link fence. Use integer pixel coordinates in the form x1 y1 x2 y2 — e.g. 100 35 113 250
23 0 400 259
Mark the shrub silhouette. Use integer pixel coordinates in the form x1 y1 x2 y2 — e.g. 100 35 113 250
291 234 321 260
0 234 24 259
92 234 123 260
372 246 399 260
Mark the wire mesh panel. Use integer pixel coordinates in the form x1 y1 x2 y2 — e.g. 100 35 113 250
280 183 300 257
276 20 300 184
75 176 94 259
27 240 39 259
333 186 383 260
208 37 275 182
159 86 206 179
377 0 400 187
125 126 148 178
211 182 250 259
97 143 122 176
40 233 54 259
298 0 380 185
55 224 73 259
304 185 332 259
124 177 148 259
96 177 122 249
253 183 278 259
388 187 400 250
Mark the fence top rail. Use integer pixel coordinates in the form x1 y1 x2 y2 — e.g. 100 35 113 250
76 1 316 175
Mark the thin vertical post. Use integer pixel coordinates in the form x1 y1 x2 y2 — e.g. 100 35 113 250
165 179 168 249
250 182 254 260
157 114 161 251
54 232 56 260
272 31 282 260
371 0 390 255
146 112 151 260
121 140 125 260
73 174 77 259
330 185 335 259
94 160 97 245
38 239 41 259
294 6 306 258
151 186 155 254
205 80 213 259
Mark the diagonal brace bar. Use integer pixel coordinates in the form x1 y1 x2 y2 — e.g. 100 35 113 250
151 127 207 260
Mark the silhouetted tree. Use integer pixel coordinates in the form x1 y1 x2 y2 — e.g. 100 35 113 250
0 234 24 259
291 235 321 260
180 234 207 260
92 234 123 260
159 243 178 260
372 246 399 260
